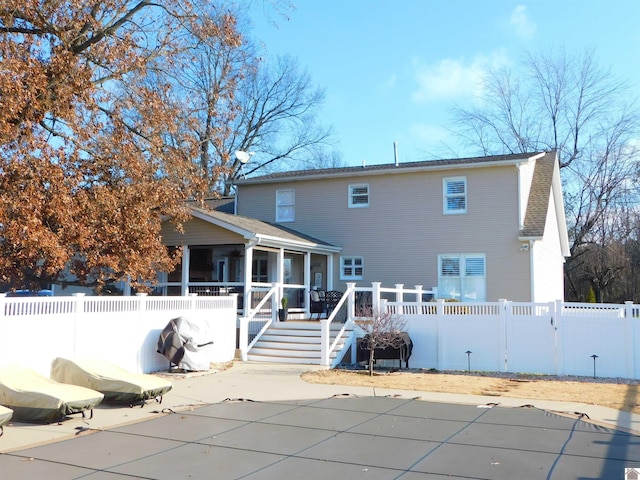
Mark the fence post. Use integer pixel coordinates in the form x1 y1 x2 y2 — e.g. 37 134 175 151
372 282 381 312
498 299 508 372
414 285 423 302
554 300 564 375
136 293 148 373
72 293 85 358
0 294 5 365
625 301 635 379
436 298 445 370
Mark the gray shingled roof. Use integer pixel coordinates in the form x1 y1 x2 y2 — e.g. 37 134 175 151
520 152 556 237
237 151 546 183
190 206 337 249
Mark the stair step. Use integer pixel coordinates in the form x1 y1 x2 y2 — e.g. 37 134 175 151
246 321 353 365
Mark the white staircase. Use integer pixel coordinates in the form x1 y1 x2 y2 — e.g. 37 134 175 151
246 321 353 365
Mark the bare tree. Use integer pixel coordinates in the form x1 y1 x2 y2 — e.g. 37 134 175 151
216 54 333 193
452 48 640 301
355 308 407 376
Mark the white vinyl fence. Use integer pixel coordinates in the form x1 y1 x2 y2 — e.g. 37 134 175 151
382 290 640 379
0 294 237 377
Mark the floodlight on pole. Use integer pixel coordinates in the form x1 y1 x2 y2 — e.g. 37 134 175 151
234 150 254 164
234 150 255 178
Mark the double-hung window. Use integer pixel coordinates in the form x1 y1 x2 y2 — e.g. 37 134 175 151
276 189 295 222
438 254 486 301
340 256 364 280
348 184 369 208
443 177 467 214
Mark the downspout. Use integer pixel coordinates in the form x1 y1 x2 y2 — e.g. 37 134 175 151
528 241 535 302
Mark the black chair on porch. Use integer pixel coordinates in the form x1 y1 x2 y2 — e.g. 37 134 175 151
309 290 326 320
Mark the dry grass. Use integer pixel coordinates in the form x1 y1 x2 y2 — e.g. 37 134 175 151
301 368 640 413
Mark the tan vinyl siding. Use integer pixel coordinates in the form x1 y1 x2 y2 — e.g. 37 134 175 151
239 165 534 301
161 217 244 246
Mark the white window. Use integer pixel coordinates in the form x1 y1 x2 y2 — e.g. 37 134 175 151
438 254 486 301
443 177 467 214
348 184 369 208
276 189 295 222
340 256 364 280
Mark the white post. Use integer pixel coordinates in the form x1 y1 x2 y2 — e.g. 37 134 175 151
181 246 190 296
327 254 334 291
346 282 356 323
436 299 445 370
394 284 404 316
414 285 423 302
72 293 86 359
243 246 253 315
239 316 248 361
498 299 508 372
415 285 423 315
554 300 563 375
320 319 330 366
0 294 5 366
372 282 381 313
135 293 148 373
625 301 635 379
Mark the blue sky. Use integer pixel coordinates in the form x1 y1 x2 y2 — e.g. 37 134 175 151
249 1 640 167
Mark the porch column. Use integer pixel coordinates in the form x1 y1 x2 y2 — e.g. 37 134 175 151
181 245 190 296
326 253 334 290
277 248 285 306
304 252 311 316
243 245 253 313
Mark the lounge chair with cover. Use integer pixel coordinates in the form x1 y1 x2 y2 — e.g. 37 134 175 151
51 357 173 407
0 405 12 436
0 365 103 423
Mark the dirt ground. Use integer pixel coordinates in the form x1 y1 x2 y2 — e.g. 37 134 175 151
301 368 640 414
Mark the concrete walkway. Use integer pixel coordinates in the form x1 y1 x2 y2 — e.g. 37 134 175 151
2 362 640 453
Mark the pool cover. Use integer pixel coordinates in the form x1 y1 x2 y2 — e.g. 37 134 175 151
2 396 639 479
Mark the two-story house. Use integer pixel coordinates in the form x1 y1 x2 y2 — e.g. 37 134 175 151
159 151 569 315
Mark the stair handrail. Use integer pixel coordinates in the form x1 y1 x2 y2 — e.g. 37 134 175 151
321 282 357 366
239 283 279 361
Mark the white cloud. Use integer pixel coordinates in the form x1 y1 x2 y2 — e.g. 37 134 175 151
510 5 536 40
411 51 509 103
382 73 397 90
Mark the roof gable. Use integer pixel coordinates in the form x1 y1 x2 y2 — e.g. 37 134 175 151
520 152 570 256
187 207 340 252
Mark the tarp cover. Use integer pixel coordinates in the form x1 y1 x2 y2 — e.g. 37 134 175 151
157 316 215 371
0 405 12 427
51 358 173 404
0 365 103 423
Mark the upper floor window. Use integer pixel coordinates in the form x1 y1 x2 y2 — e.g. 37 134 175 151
443 177 467 214
276 189 295 222
340 256 364 280
349 184 369 208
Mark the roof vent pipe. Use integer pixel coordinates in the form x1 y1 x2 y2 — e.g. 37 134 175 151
394 141 399 166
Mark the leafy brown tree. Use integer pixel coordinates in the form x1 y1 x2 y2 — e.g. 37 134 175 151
0 1 243 290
